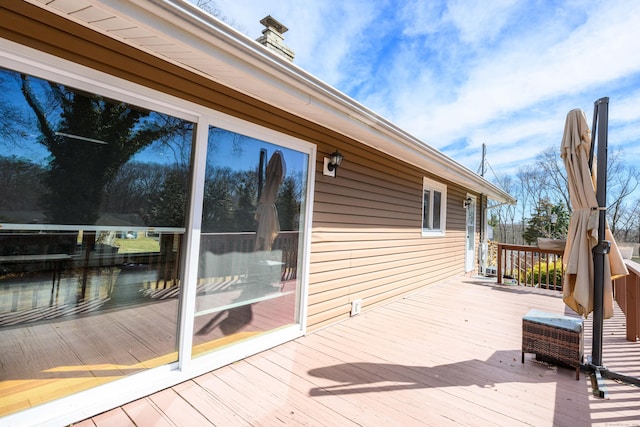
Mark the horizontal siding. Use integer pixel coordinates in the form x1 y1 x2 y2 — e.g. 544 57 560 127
308 141 474 331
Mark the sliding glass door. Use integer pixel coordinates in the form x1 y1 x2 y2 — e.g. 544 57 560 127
192 127 309 356
0 67 192 414
0 53 313 420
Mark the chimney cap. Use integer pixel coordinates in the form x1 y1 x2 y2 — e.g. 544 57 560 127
260 15 288 34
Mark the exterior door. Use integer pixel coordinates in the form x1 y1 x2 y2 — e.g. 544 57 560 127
192 126 310 359
465 195 476 272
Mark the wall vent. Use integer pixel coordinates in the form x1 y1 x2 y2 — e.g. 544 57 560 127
350 299 362 316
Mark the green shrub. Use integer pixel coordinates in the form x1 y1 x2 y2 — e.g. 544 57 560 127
527 260 563 289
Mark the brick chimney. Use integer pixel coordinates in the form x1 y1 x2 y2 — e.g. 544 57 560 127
256 15 295 62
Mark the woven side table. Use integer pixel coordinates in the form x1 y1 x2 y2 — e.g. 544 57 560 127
522 309 584 380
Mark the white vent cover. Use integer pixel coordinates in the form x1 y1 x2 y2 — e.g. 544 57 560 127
350 299 362 316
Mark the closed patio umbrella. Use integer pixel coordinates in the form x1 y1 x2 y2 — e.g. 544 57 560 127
561 108 627 319
255 150 285 252
196 151 286 336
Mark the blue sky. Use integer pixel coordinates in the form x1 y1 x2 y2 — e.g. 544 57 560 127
203 0 640 181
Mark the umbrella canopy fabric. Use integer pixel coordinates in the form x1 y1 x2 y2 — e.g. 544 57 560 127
561 109 628 319
255 150 285 252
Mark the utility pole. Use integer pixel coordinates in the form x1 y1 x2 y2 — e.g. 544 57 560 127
477 143 487 177
478 143 487 275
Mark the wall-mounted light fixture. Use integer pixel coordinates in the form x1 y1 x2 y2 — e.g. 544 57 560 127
328 150 343 172
463 197 473 208
323 149 344 177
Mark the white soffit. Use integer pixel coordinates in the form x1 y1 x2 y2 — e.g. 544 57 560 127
27 0 514 203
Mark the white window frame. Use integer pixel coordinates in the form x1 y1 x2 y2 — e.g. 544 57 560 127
421 177 447 237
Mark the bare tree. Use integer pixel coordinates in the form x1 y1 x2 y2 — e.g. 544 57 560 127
536 146 569 209
489 173 518 243
605 149 639 236
614 199 640 243
493 142 638 248
190 1 247 34
527 145 637 239
516 164 548 218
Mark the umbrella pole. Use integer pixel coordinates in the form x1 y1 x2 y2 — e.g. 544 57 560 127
580 97 609 398
592 97 609 369
585 98 640 396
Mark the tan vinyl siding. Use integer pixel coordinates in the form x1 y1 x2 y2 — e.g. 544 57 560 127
2 2 481 333
308 142 473 331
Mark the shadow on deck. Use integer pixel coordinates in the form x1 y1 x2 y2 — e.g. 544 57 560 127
76 276 640 426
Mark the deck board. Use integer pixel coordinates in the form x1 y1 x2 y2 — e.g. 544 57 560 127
73 276 640 426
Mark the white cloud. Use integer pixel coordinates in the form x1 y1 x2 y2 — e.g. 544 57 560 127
399 1 447 36
394 1 640 167
195 0 640 189
612 88 640 122
444 0 521 45
214 0 379 88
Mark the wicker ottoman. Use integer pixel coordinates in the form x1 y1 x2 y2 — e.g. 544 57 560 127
522 309 584 380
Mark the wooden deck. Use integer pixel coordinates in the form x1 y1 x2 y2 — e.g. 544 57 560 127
74 276 640 427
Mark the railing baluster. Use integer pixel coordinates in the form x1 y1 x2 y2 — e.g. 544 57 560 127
495 243 565 291
497 246 503 284
529 249 533 287
544 252 549 289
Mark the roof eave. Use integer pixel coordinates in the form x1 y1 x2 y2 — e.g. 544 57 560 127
34 0 515 203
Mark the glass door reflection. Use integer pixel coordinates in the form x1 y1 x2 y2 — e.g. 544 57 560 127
192 128 307 355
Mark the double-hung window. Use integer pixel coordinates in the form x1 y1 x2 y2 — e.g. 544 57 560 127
422 177 447 236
